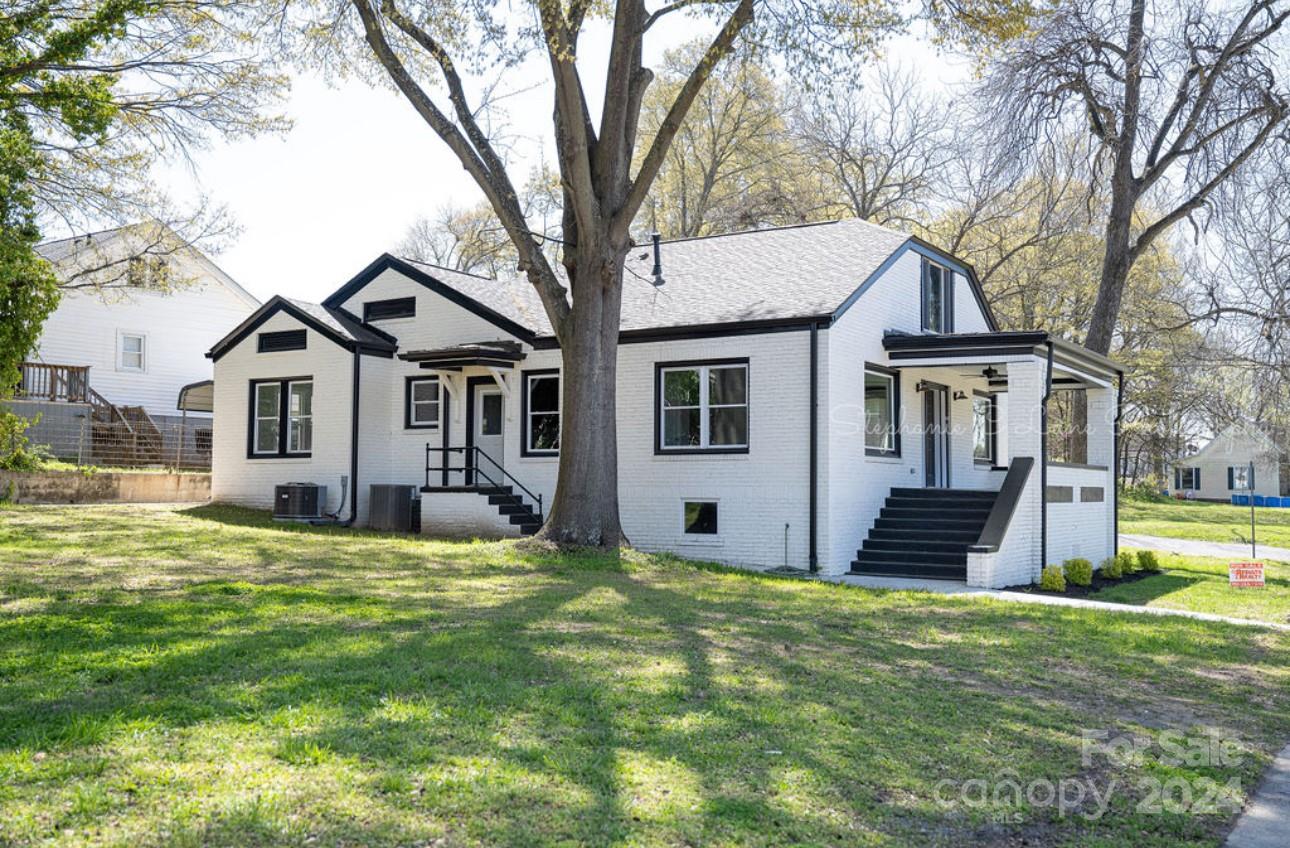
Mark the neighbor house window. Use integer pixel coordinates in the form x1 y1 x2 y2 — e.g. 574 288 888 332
921 259 953 333
1176 467 1200 490
682 500 719 536
864 364 899 456
522 371 560 455
972 392 996 464
249 377 313 458
657 360 748 453
118 332 146 371
405 377 440 429
1229 465 1254 490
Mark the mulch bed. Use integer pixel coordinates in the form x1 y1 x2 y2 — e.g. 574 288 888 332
1004 569 1158 598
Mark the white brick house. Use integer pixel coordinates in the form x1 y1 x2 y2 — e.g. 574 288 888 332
207 219 1122 588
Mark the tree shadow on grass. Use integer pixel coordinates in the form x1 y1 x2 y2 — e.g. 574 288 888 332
4 525 1290 845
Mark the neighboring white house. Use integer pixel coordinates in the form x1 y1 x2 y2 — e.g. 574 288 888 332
207 219 1123 589
1168 422 1283 501
12 224 259 466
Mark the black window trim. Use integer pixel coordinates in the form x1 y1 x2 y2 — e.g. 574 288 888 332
257 329 307 353
363 296 416 322
247 375 313 459
681 499 720 537
864 361 902 458
653 357 750 456
404 375 441 430
520 368 561 457
919 256 955 334
972 389 997 466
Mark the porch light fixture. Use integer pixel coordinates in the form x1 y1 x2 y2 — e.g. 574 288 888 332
952 390 968 401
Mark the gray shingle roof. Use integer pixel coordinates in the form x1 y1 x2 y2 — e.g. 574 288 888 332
399 218 915 337
287 299 396 349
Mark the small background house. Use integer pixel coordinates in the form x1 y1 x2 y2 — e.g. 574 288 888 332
1168 422 1285 501
9 224 259 468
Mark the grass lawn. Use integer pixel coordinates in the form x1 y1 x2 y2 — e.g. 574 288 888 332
1091 550 1290 625
3 505 1290 847
1121 497 1290 550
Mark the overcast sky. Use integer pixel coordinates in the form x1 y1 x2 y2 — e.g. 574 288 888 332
153 21 964 305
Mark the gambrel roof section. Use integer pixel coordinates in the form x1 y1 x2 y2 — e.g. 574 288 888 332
321 218 999 343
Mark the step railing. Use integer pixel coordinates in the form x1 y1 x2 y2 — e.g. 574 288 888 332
424 444 544 524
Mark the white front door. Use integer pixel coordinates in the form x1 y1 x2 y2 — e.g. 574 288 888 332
474 386 505 472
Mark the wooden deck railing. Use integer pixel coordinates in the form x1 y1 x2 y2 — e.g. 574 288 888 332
15 362 91 403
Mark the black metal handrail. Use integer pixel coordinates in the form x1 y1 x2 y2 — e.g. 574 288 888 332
424 444 544 523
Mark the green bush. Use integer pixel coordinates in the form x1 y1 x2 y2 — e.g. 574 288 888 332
1064 557 1093 587
1117 550 1139 574
1100 556 1123 579
0 410 49 472
1136 550 1162 573
1039 565 1066 592
1119 481 1171 503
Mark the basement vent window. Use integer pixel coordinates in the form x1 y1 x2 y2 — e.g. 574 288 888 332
258 330 307 353
364 297 416 321
682 500 719 536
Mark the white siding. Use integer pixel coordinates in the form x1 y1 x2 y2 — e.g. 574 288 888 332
1168 425 1281 501
35 248 257 416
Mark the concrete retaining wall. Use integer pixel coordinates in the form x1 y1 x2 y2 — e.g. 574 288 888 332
0 470 210 504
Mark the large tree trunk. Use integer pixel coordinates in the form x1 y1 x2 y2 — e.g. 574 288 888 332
1086 190 1136 356
540 252 626 547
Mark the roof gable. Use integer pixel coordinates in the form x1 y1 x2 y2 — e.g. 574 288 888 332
37 223 260 309
206 296 396 361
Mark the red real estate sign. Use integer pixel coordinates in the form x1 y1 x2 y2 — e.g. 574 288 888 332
1229 562 1265 588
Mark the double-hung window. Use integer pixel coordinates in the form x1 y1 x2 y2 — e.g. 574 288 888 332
1177 467 1200 490
118 332 146 372
1229 465 1253 490
657 360 748 453
972 392 996 464
864 365 899 456
921 259 954 333
405 377 440 429
523 371 560 455
250 377 313 457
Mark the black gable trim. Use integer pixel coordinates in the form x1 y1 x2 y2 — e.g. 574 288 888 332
907 236 1000 333
323 254 538 342
208 297 394 361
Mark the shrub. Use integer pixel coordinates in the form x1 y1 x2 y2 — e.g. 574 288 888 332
0 411 49 472
1039 565 1066 592
1064 557 1093 587
1100 556 1123 579
1120 481 1171 503
1117 550 1139 574
1136 550 1162 573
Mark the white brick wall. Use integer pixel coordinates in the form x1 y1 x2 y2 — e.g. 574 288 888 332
420 491 522 538
211 310 358 520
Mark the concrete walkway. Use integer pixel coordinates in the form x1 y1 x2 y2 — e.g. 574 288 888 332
827 573 1289 631
1120 533 1290 562
1226 743 1290 847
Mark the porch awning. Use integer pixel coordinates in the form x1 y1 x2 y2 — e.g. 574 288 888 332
882 331 1122 383
398 340 526 371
